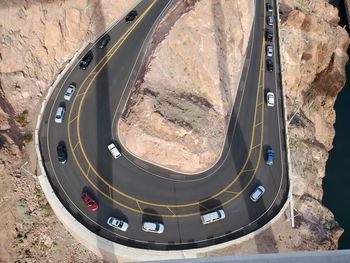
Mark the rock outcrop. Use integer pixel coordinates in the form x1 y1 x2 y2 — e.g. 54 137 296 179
118 0 253 173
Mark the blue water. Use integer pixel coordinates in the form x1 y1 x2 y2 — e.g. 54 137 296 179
322 0 350 250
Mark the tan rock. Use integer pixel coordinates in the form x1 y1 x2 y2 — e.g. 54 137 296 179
118 0 253 173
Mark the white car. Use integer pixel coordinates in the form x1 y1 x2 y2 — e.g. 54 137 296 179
201 209 226 225
266 92 275 107
64 83 76 101
55 106 66 124
266 45 273 57
107 217 128 232
250 186 266 202
107 143 121 159
142 222 164 234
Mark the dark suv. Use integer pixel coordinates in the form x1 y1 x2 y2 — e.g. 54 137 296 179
57 141 67 164
98 34 110 49
125 10 138 23
265 29 273 42
266 59 274 72
79 51 93 70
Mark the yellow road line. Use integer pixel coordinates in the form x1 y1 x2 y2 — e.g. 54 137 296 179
167 207 176 216
73 142 80 151
65 0 268 216
225 190 238 195
70 116 78 124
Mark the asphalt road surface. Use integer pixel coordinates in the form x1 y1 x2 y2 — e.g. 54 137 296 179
39 0 289 250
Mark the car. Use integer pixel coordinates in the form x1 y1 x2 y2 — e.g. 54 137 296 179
266 45 273 57
81 192 98 211
266 92 275 107
98 34 111 49
267 16 274 26
266 3 273 13
107 217 128 232
250 186 266 202
266 147 274 165
201 209 226 225
57 141 67 164
64 83 76 101
79 51 93 70
125 10 138 23
265 29 273 42
142 222 164 234
266 59 274 72
107 143 121 159
55 105 66 123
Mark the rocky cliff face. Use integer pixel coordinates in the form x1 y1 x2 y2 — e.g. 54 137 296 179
280 0 348 248
118 0 253 173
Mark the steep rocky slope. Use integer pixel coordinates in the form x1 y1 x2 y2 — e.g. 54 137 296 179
118 0 253 173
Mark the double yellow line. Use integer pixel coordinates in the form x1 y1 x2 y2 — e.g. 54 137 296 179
66 0 267 217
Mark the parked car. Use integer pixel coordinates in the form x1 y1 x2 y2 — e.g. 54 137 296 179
265 29 273 42
142 222 164 234
107 217 128 232
266 45 273 57
266 147 274 166
55 105 66 124
64 83 76 101
57 141 67 164
266 92 275 107
107 143 121 159
266 59 274 72
81 192 98 211
250 186 266 202
266 3 273 13
79 51 93 70
267 16 274 26
125 10 138 23
201 209 226 225
98 34 111 49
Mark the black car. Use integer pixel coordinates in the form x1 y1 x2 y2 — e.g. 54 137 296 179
57 141 67 164
266 3 273 13
125 10 138 23
265 29 273 42
266 59 274 72
79 50 93 70
98 34 110 49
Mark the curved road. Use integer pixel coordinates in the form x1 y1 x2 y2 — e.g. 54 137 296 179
39 0 288 250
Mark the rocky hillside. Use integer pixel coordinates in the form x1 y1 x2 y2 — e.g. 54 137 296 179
280 0 348 248
118 0 253 173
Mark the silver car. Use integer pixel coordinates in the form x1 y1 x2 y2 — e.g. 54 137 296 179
107 217 128 232
266 45 273 57
250 186 266 202
64 83 76 101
